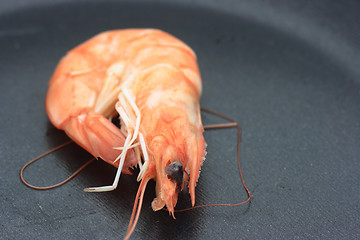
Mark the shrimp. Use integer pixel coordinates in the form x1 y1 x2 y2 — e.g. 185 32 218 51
45 29 206 238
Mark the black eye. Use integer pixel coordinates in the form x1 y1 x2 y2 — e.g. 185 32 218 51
165 162 183 186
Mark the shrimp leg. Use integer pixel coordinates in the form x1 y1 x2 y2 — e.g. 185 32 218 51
137 133 149 181
84 132 133 192
84 90 142 192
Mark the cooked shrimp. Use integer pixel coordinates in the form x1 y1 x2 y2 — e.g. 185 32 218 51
45 29 206 238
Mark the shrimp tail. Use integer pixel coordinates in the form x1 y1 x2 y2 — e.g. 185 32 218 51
61 111 137 173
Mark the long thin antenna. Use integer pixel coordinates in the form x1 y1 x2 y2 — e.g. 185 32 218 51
20 140 95 190
174 107 251 212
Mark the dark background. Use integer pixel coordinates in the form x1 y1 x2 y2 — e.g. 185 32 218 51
1 0 359 239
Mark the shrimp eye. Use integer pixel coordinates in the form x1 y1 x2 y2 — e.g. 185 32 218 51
165 162 183 186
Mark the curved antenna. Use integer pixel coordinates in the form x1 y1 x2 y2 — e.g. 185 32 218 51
174 107 251 212
20 140 95 190
124 177 150 240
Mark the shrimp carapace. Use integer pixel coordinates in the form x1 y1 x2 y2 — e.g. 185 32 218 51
45 29 206 233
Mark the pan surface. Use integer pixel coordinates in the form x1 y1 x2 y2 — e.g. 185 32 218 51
1 1 359 239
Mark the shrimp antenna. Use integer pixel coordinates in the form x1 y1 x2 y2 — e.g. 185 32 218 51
20 140 95 190
174 107 251 212
124 177 150 240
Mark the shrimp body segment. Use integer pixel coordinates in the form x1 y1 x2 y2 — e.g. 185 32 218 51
46 29 206 218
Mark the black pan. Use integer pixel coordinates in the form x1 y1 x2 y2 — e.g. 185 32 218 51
1 0 359 239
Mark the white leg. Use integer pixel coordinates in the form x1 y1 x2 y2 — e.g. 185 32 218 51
117 106 130 128
84 132 132 192
137 133 149 181
123 89 141 147
84 90 144 192
113 142 140 150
